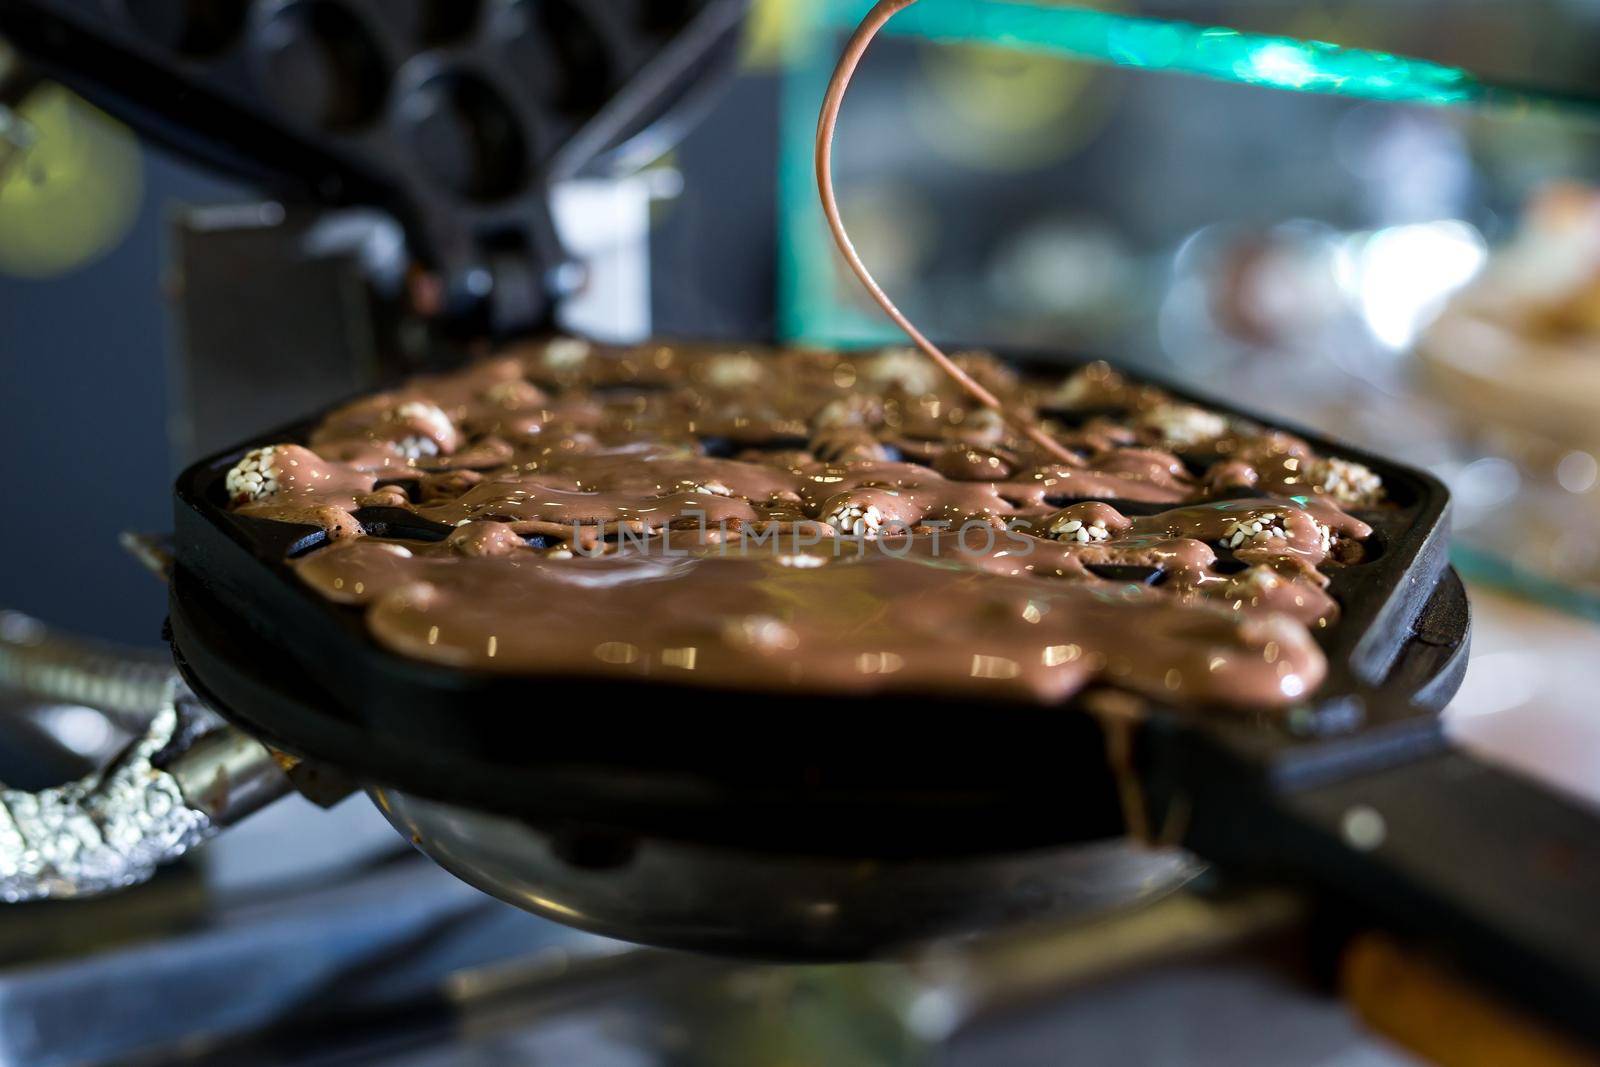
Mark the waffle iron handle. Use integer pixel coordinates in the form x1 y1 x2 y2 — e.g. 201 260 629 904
1174 743 1600 1052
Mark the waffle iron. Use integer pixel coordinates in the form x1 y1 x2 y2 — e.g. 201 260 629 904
6 0 1600 1050
168 351 1461 854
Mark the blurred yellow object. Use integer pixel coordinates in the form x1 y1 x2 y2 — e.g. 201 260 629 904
911 41 1114 170
744 0 813 69
1343 933 1600 1067
908 2 1123 171
0 84 143 278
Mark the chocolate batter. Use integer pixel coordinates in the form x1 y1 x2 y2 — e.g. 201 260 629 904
226 339 1382 710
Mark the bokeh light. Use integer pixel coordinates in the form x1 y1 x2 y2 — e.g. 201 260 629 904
0 85 143 279
911 39 1116 171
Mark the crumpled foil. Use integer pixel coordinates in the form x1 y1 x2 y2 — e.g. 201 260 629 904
0 700 215 902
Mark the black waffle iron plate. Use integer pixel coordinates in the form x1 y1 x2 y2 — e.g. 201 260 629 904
169 346 1455 848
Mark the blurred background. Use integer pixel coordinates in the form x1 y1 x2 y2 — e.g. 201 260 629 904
2 0 1600 1062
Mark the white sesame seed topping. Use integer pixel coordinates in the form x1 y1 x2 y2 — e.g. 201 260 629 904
224 446 286 503
964 407 1007 443
387 401 455 459
1045 514 1111 544
1220 512 1335 555
814 396 879 429
1315 519 1335 556
705 353 764 388
1139 403 1228 449
392 434 441 461
1221 513 1287 549
395 400 442 422
1308 457 1383 507
1046 371 1095 409
823 502 884 539
863 347 942 395
1225 565 1284 598
543 337 591 369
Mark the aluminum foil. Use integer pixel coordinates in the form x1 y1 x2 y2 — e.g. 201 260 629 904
0 700 215 902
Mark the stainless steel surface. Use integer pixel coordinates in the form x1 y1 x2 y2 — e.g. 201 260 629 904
121 882 1359 1067
167 719 293 828
0 609 176 718
373 787 1201 958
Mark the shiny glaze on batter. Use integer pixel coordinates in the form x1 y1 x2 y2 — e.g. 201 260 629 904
295 526 1328 707
227 341 1384 710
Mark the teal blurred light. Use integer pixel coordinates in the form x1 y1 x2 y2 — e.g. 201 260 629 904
868 0 1483 107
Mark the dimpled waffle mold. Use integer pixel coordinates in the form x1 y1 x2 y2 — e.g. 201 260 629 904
0 0 745 329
